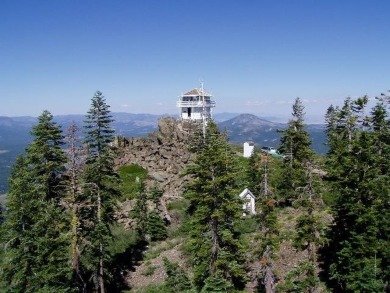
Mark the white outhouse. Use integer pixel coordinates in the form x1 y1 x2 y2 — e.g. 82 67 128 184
243 141 255 158
238 188 256 216
176 85 215 121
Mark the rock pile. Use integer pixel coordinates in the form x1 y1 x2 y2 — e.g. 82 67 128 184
115 117 199 220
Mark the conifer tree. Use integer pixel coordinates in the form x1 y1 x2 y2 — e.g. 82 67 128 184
247 148 263 197
324 104 339 155
0 203 3 224
143 183 167 242
148 182 164 210
1 111 73 292
277 98 314 204
147 211 167 241
1 156 37 292
184 120 246 291
133 182 148 239
324 96 390 291
283 164 326 293
81 91 120 293
163 257 192 292
252 155 279 293
64 122 87 290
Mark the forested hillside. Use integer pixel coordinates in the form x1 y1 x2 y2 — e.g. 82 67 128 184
0 92 389 292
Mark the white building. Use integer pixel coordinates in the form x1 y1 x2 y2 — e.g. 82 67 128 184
238 188 256 216
243 141 255 158
176 85 215 121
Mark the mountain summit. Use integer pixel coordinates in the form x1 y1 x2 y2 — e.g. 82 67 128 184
219 114 284 146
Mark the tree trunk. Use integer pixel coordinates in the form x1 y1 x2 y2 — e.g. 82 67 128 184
97 188 105 293
263 246 275 293
210 217 218 274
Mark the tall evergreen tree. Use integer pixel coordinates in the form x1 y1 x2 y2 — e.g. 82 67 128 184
184 120 246 291
133 182 148 240
258 158 279 293
246 149 279 292
1 111 73 292
324 104 339 155
162 257 192 292
277 98 314 204
0 202 3 224
1 156 37 292
324 96 390 291
64 122 87 291
146 183 167 242
247 148 263 197
148 182 164 210
286 165 325 293
81 91 120 293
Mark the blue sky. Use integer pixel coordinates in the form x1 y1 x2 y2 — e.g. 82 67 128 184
1 0 390 122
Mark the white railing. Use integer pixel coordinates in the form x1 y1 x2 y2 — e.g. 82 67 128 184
176 100 216 107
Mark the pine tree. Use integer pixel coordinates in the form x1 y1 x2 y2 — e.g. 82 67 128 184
81 91 120 293
370 96 390 291
254 155 279 293
64 122 87 291
148 182 164 210
0 202 3 224
133 182 148 239
324 96 390 291
286 164 326 293
184 120 247 291
147 211 167 241
277 98 314 204
1 111 73 292
162 257 192 292
1 156 37 292
247 148 263 197
324 104 339 155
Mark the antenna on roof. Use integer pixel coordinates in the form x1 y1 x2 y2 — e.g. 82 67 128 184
200 80 206 140
199 78 204 92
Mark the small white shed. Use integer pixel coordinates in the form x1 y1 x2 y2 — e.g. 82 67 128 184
238 188 256 216
243 141 255 158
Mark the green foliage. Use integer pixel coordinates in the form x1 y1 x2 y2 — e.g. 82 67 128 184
133 182 148 239
119 164 148 200
166 198 191 238
107 223 140 256
201 275 234 292
141 262 157 276
80 91 121 291
1 111 74 292
184 120 247 291
235 217 258 234
163 257 192 292
148 182 163 207
167 198 190 212
0 199 4 223
277 98 315 204
147 211 168 241
246 149 263 197
256 196 280 292
143 238 180 261
278 260 319 293
323 96 390 292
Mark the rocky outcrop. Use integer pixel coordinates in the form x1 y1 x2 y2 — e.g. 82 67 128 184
115 118 199 222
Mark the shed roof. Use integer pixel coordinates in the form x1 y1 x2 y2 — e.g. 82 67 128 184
238 188 255 199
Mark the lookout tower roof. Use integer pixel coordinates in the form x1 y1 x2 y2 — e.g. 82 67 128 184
183 88 212 97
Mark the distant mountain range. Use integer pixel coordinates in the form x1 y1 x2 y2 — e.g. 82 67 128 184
0 113 327 194
219 114 327 153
